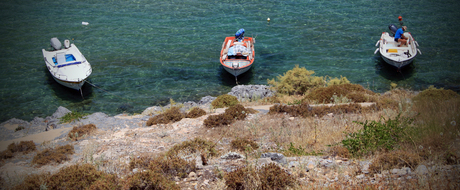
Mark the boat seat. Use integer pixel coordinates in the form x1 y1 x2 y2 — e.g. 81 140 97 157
56 52 66 65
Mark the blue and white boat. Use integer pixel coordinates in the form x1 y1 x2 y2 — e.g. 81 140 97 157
42 38 92 90
374 24 421 69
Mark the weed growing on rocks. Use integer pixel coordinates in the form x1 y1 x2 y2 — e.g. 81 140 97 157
146 106 185 126
211 94 239 108
0 141 36 162
32 144 74 166
224 163 296 189
204 104 257 128
166 137 217 159
269 102 376 118
185 107 206 118
231 138 259 152
15 164 120 190
68 124 96 141
341 114 414 157
124 169 179 190
59 111 88 123
369 150 420 174
130 154 197 179
305 83 376 103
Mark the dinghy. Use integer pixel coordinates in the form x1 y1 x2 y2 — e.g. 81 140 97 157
220 29 255 78
374 24 421 69
42 38 92 91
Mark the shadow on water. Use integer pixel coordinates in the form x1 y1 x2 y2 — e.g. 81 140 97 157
219 66 254 87
374 56 415 82
44 67 94 102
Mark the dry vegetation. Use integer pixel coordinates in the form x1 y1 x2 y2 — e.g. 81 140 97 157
6 66 460 189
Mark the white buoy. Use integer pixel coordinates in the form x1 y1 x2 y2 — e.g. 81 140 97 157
267 18 270 22
82 22 89 25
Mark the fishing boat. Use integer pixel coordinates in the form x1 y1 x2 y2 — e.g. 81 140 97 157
220 29 255 77
374 24 421 69
42 37 92 91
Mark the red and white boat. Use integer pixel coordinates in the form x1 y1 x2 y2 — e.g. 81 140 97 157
220 29 255 77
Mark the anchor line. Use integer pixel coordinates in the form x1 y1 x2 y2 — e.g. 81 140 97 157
84 80 132 102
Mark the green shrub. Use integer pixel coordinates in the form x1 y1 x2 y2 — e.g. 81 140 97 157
186 107 207 118
32 144 74 166
68 124 96 141
267 65 325 95
211 94 239 108
231 138 259 152
326 76 350 86
341 114 414 157
60 112 88 123
146 106 184 126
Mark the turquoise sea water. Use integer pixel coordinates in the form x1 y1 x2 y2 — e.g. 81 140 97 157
1 0 459 122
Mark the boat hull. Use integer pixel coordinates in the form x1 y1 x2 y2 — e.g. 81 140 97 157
42 42 92 90
376 32 420 69
222 63 252 77
53 77 86 90
220 36 255 77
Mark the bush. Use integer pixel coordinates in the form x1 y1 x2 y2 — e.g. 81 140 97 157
166 138 217 158
231 138 259 152
267 65 325 95
211 94 239 108
204 104 255 128
32 144 74 166
68 124 96 141
7 141 36 154
16 164 120 190
305 83 375 103
146 106 185 126
224 163 296 190
369 150 420 174
413 87 459 102
268 102 375 118
326 76 350 86
124 170 179 190
186 107 207 118
60 112 88 123
341 114 414 157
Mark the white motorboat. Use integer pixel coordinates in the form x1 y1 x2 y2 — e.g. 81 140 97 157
374 24 421 69
42 38 92 90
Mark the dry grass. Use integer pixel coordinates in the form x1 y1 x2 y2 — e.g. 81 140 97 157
147 106 185 126
68 123 97 141
32 144 74 166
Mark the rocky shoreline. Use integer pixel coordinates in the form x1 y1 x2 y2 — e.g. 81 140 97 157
0 85 458 189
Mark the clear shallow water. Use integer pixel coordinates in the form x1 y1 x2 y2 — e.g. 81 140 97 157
1 0 459 122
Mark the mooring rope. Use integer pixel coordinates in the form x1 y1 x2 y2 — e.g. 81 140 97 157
84 80 132 101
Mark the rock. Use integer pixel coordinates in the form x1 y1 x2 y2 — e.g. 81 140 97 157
415 165 429 175
188 172 197 178
227 85 274 101
221 152 244 160
307 161 316 170
261 152 287 165
50 106 71 119
257 157 275 166
198 96 216 105
356 174 365 179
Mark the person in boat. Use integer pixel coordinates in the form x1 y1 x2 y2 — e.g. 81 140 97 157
398 16 404 27
235 28 245 42
394 26 408 47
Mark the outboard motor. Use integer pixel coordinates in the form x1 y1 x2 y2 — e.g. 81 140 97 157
50 37 62 50
388 24 398 36
235 28 245 42
64 39 70 49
